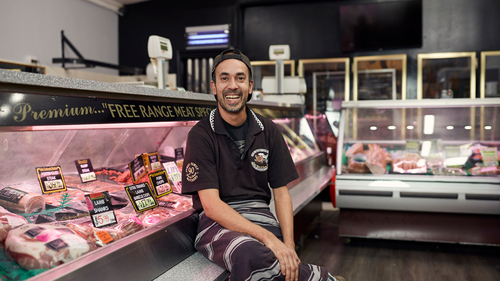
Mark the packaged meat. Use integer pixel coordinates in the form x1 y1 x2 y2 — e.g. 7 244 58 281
4 223 95 270
345 143 364 157
157 193 193 213
0 206 28 244
347 154 370 173
0 187 45 214
138 208 174 228
67 211 143 247
365 144 387 174
469 166 500 176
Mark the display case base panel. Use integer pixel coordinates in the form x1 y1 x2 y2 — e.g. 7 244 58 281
339 209 500 245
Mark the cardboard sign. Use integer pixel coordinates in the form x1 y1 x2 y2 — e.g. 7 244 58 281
35 166 67 194
85 191 117 228
125 182 158 213
74 159 97 183
148 169 172 198
129 155 147 183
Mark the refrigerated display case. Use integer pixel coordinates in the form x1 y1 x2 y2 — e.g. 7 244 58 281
0 69 333 280
334 98 500 245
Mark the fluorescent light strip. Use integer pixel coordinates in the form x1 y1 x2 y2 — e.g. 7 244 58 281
188 39 228 45
188 34 228 40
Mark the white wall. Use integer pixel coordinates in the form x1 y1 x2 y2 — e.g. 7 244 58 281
0 0 118 75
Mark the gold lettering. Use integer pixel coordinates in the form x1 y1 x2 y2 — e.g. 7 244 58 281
13 103 31 122
115 104 126 118
123 104 133 118
153 106 164 117
161 106 170 117
166 106 174 117
47 108 64 118
174 106 186 117
130 105 139 118
139 105 147 117
147 106 157 118
108 104 117 118
38 110 47 119
186 107 195 117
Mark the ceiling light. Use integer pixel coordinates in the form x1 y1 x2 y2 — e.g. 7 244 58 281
464 126 472 130
388 126 396 130
406 125 414 130
485 126 492 130
370 126 377 130
446 126 454 130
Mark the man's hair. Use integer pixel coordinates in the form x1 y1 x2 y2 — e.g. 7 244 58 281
211 48 253 82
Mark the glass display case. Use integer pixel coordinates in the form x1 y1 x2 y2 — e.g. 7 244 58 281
0 69 332 280
418 52 477 99
334 98 500 244
353 54 407 101
480 50 500 98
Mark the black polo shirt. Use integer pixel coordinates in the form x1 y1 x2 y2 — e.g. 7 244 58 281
181 106 299 211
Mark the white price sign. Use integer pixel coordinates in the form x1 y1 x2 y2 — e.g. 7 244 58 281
45 179 64 191
92 210 116 228
80 172 96 182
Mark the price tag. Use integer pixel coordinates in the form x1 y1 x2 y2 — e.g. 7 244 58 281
85 191 117 228
35 166 67 194
148 169 172 198
125 182 158 213
175 148 184 170
74 159 97 183
481 147 499 167
163 162 182 193
405 140 420 156
148 152 162 171
129 155 147 183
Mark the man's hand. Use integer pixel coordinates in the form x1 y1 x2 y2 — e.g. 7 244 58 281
265 237 301 281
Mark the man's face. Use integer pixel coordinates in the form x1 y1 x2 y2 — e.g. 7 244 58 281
211 59 253 114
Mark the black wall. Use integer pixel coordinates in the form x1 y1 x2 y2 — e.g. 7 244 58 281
119 0 500 98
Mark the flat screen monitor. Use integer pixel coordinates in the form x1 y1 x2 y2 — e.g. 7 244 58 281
340 0 422 52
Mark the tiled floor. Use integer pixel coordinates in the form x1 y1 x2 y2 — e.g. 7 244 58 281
297 206 500 281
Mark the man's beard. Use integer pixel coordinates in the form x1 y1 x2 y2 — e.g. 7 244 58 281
218 89 246 113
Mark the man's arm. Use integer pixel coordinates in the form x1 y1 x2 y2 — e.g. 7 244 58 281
198 188 300 281
272 185 296 251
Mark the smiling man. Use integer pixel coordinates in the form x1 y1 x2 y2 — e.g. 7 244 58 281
182 49 344 281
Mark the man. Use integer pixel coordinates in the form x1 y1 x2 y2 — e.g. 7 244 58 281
182 49 344 281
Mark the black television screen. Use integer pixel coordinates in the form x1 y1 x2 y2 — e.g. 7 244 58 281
340 0 422 52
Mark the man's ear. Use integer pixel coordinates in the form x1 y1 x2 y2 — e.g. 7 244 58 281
210 80 218 100
249 80 254 94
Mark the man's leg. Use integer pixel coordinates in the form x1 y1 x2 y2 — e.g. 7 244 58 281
196 207 330 281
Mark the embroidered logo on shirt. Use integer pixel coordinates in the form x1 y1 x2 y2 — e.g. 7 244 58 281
185 162 200 182
251 149 269 172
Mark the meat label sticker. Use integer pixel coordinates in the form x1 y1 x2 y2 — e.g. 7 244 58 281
95 230 114 245
148 169 172 198
45 238 69 251
129 155 147 183
163 162 182 193
74 159 97 183
125 182 158 213
24 226 45 238
0 187 28 204
35 166 68 194
148 152 162 171
85 191 117 228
